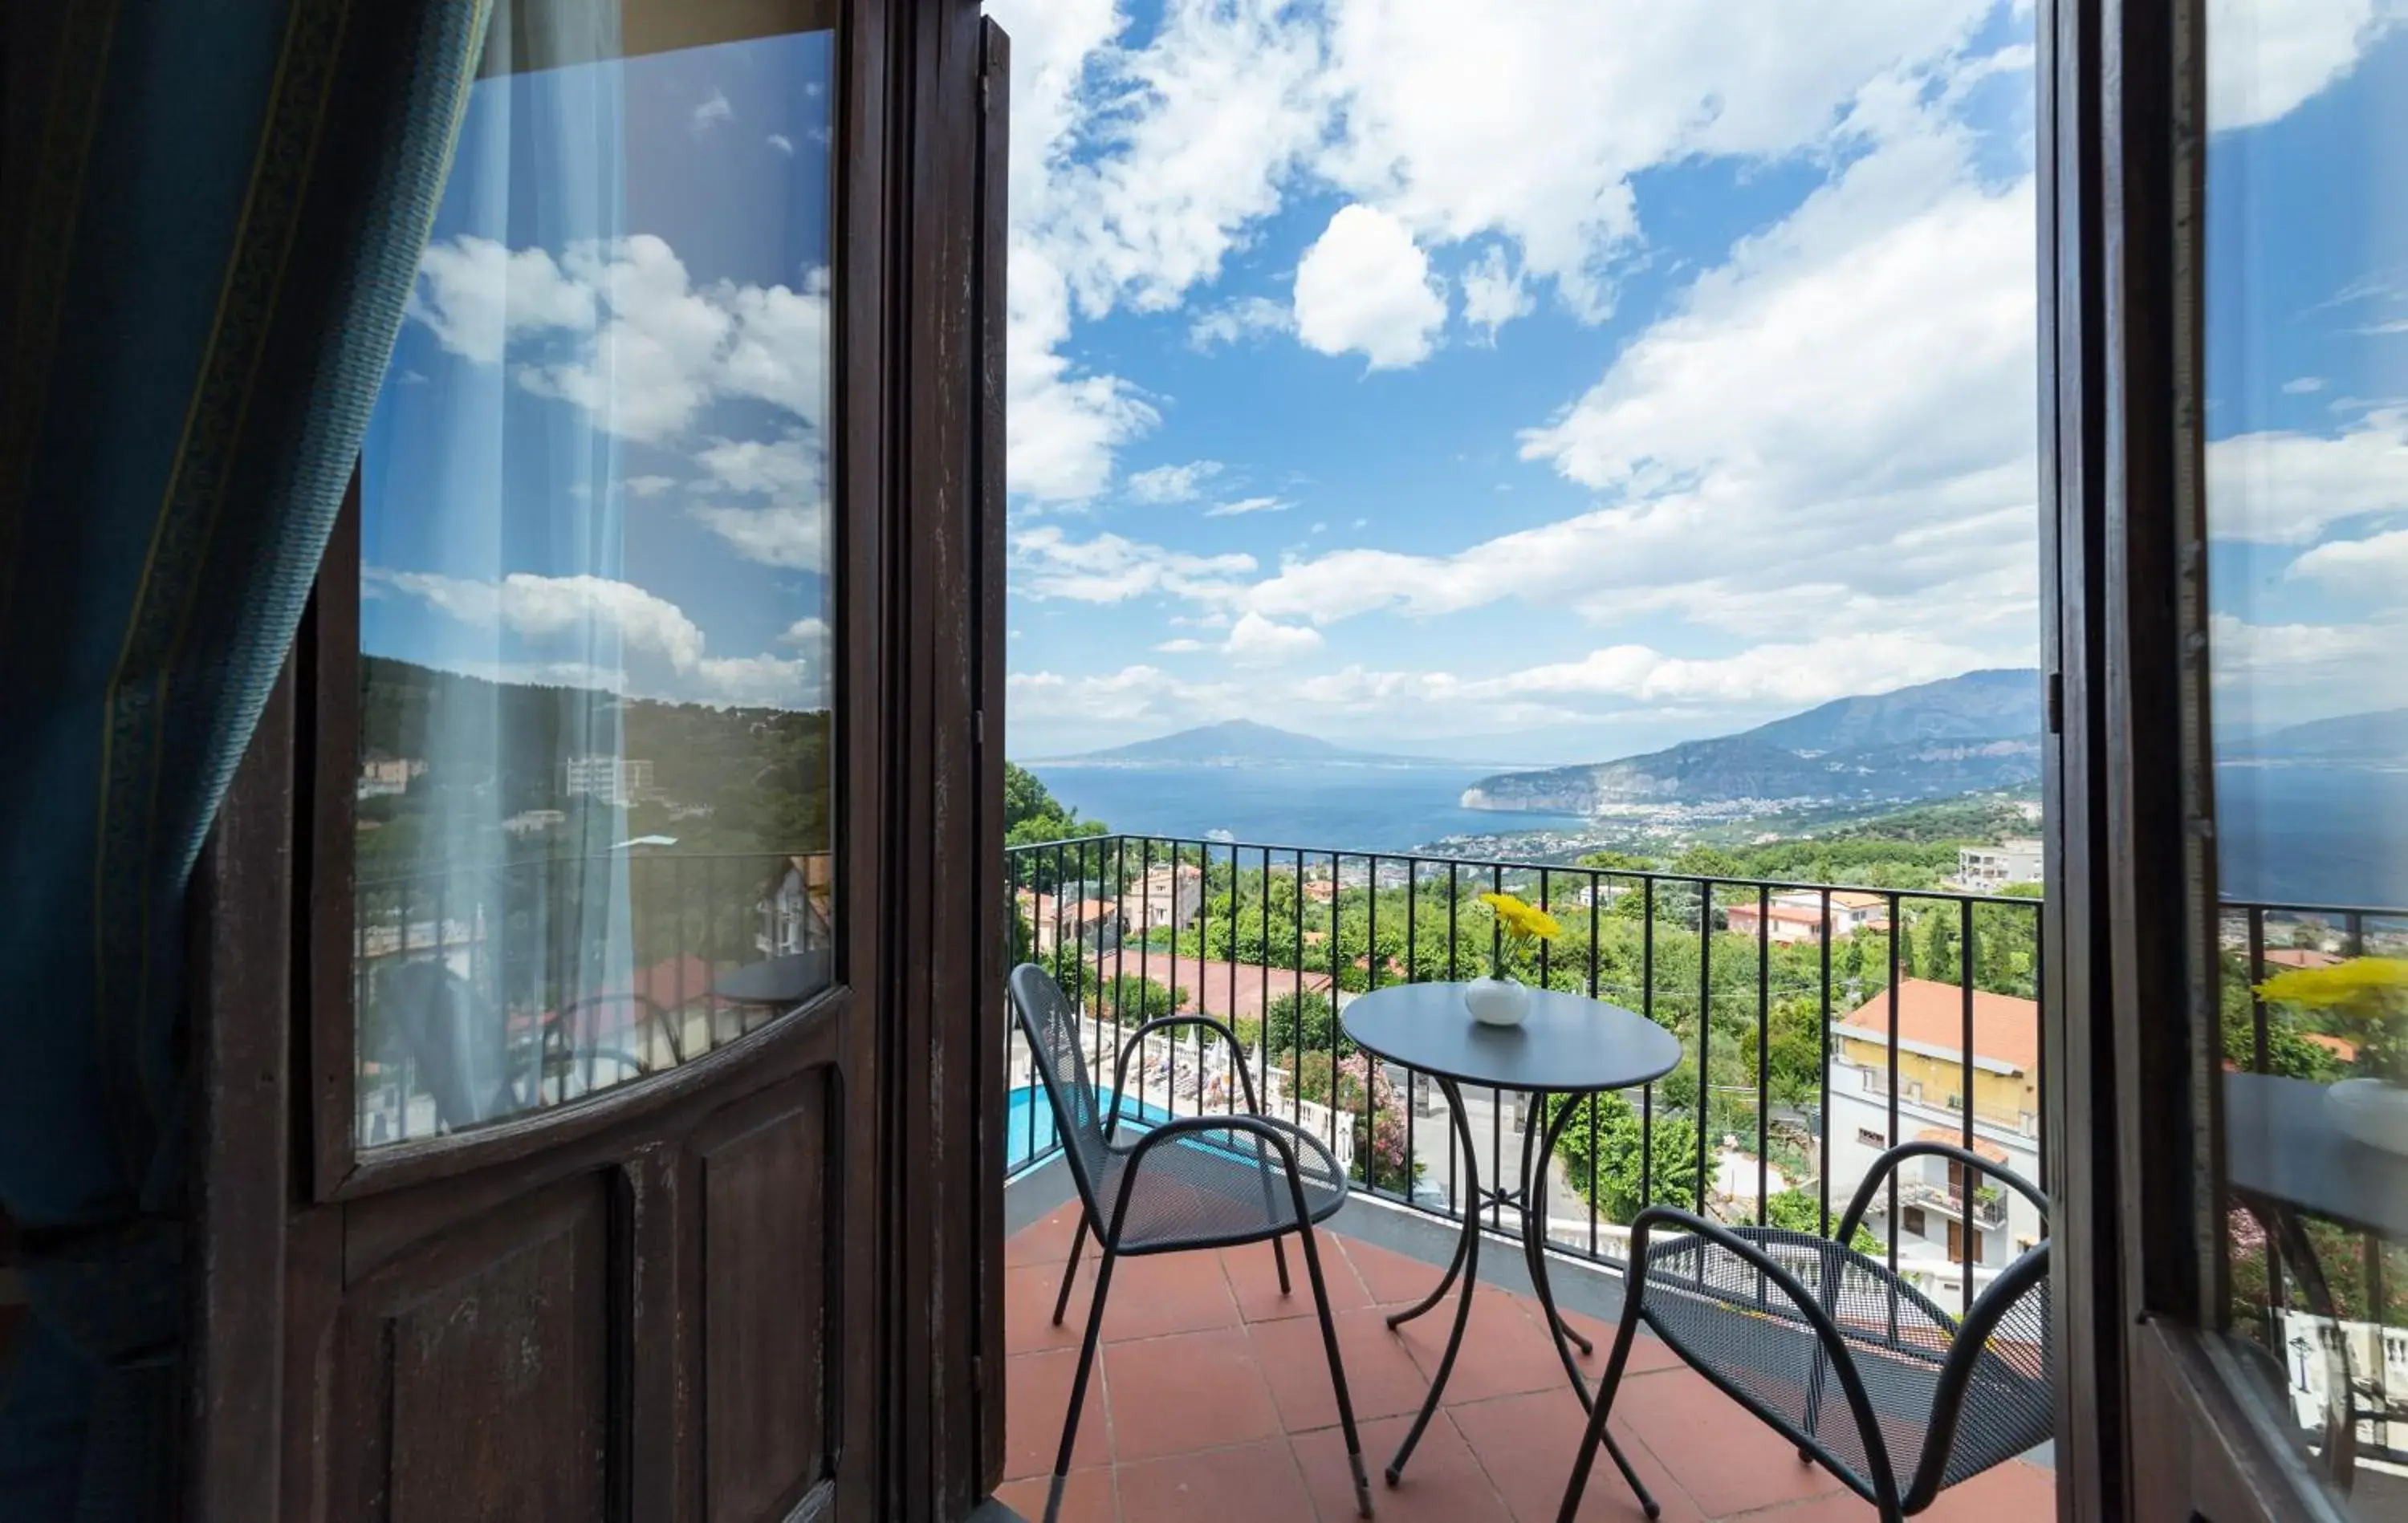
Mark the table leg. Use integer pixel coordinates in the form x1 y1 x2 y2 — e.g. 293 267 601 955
1520 1097 1596 1399
1386 1076 1483 1484
1519 1094 1661 1519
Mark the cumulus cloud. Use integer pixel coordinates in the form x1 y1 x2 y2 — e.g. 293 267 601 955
767 132 795 156
1127 459 1224 503
691 89 734 133
1293 205 1448 369
1222 610 1323 666
370 568 707 671
1478 633 1995 706
1189 295 1295 351
1460 245 1533 343
2206 0 2403 131
2287 526 2408 595
1234 118 2040 670
1011 526 1256 603
407 234 829 446
405 237 596 364
1203 496 1290 518
2206 410 2408 544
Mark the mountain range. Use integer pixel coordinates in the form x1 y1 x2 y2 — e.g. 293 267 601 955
1461 668 2044 814
2231 708 2408 763
1032 717 1437 766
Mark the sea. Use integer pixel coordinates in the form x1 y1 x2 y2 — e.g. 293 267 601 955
1023 762 1585 855
1029 758 2408 908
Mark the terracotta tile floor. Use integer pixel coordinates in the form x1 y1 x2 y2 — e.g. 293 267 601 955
995 1201 2054 1523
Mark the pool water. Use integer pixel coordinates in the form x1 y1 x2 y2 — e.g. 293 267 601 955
1005 1082 1176 1173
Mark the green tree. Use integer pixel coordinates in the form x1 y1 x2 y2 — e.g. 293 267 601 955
1763 1188 1881 1252
1550 1093 1702 1224
1004 761 1109 849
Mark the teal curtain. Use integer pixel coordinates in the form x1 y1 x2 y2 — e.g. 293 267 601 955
0 2 489 1516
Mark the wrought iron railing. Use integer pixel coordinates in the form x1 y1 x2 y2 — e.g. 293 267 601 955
1003 832 2048 1317
353 849 825 1145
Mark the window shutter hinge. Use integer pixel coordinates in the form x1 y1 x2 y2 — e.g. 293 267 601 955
975 709 986 747
971 1354 986 1394
2044 672 2063 735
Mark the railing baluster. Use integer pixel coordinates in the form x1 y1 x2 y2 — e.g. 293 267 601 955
1697 879 1712 1219
1757 883 1770 1229
1960 896 1977 1316
1819 887 1833 1239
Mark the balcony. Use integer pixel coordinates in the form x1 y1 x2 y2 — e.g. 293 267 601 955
999 833 2061 1520
1891 1178 2010 1232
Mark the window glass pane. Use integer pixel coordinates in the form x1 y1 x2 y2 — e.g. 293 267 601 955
352 2 838 1147
2206 6 2408 1511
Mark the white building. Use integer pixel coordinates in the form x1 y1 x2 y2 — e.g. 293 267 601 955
1117 862 1204 933
563 755 656 807
759 855 834 956
1955 839 2044 891
1723 889 1889 944
1824 978 2044 1276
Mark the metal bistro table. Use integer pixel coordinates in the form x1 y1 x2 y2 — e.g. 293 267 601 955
2224 1071 2408 1492
1341 981 1682 1514
712 948 835 1008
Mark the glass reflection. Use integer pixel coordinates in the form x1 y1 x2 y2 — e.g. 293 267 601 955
352 9 838 1147
2206 3 2408 1513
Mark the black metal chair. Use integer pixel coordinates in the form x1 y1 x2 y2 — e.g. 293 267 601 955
1558 1141 2053 1523
1011 963 1374 1522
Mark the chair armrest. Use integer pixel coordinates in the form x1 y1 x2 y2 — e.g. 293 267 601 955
1836 1140 2048 1247
1108 1013 1262 1128
1102 1113 1312 1249
1625 1205 1908 1517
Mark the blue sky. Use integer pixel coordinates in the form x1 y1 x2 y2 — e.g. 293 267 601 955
356 3 2408 766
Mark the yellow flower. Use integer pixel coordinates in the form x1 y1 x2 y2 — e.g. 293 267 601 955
1479 891 1562 944
2255 957 2408 1012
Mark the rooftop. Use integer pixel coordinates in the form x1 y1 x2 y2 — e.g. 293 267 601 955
1832 978 2040 1074
997 1197 2052 1522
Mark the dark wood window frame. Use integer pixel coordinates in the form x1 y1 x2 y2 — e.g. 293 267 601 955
186 4 1013 1520
2043 0 2361 1517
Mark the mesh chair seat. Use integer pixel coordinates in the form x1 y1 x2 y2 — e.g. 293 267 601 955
1095 1117 1348 1253
1637 1229 2052 1501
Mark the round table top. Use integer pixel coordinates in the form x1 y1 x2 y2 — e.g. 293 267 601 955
2224 1071 2408 1241
1339 981 1682 1094
712 948 834 1007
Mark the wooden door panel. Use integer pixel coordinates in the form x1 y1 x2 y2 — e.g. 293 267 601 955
333 1174 619 1523
697 1073 840 1523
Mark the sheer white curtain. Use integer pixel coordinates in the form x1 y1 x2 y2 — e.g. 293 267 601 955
358 0 644 1139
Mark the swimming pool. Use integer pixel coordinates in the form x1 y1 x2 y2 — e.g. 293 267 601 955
1004 1082 1177 1173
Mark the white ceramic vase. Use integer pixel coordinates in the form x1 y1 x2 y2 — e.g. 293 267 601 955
2325 1076 2408 1157
1465 975 1531 1027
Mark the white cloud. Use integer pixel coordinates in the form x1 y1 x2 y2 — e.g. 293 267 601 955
1316 0 2001 319
1236 120 2041 676
409 235 829 447
1293 204 1448 370
2283 376 2327 395
782 615 831 646
692 89 734 133
1222 610 1323 666
767 132 795 156
2206 0 2403 132
1153 637 1210 652
2287 526 2408 595
2207 410 2408 543
1012 526 1255 603
985 0 1328 501
1007 664 1245 730
689 502 828 572
1460 245 1533 343
1203 495 1290 518
1189 295 1294 350
697 652 820 707
405 237 596 364
1479 633 1993 707
1127 460 1224 503
371 569 707 671
625 474 679 498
